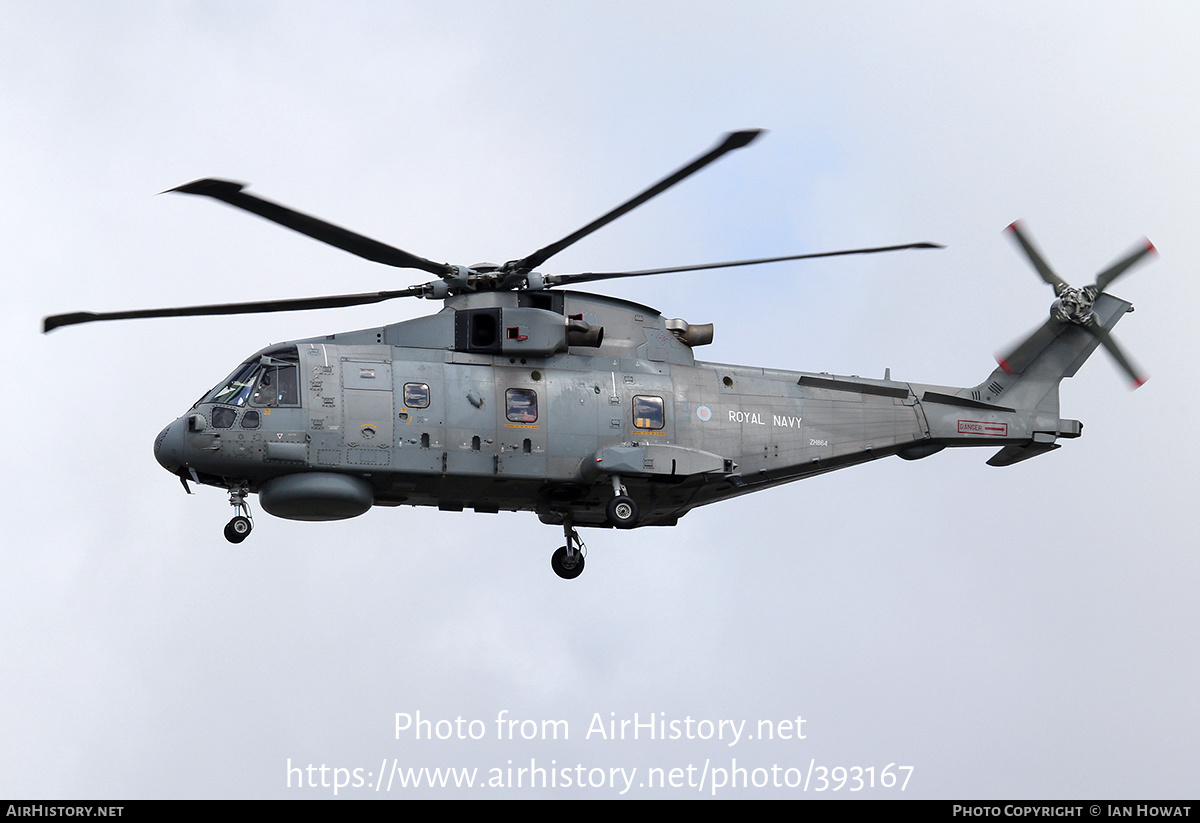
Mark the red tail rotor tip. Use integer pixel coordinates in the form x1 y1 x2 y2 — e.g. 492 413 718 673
1145 239 1157 255
1133 375 1148 389
996 355 1015 374
1005 221 1021 233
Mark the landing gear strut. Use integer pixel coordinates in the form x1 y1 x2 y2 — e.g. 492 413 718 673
605 474 639 529
551 519 586 580
224 483 253 544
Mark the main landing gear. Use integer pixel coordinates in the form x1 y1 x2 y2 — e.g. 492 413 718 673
606 475 639 529
223 483 253 544
551 519 586 580
549 478 643 579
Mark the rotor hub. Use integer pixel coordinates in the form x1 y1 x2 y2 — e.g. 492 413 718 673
1051 284 1098 325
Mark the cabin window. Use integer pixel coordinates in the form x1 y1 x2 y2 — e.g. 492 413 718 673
633 395 664 430
404 382 430 408
241 410 260 429
506 388 538 423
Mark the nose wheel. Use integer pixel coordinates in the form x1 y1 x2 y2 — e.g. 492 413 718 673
551 520 586 579
224 483 254 544
224 515 252 543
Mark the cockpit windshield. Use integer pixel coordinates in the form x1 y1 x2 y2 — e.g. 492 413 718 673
209 361 259 406
205 346 301 408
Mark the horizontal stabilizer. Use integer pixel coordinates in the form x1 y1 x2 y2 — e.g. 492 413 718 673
987 440 1061 467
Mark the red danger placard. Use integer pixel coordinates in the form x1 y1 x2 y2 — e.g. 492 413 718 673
958 419 1007 436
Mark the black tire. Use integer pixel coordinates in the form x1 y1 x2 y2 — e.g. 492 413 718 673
551 546 585 580
224 515 252 544
606 495 639 529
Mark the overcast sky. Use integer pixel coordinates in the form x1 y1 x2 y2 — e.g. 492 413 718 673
3 1 1199 799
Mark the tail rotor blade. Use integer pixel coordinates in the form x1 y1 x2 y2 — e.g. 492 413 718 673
1094 239 1157 292
1006 221 1069 290
1087 323 1147 388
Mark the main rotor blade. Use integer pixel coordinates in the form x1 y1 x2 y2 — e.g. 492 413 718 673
168 179 454 278
1086 323 1147 388
43 286 427 332
1006 221 1068 290
1094 239 1156 292
546 242 944 286
512 130 765 272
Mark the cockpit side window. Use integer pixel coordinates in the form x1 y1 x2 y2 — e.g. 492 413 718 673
207 346 301 409
250 363 299 407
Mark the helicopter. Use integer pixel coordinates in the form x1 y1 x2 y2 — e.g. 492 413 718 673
43 130 1154 579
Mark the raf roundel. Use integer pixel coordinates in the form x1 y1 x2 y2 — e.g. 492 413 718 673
696 406 712 422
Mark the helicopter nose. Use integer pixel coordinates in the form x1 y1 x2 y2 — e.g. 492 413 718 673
153 418 185 474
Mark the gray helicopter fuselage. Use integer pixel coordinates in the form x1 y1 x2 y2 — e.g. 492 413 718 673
154 287 1114 528
49 131 1148 575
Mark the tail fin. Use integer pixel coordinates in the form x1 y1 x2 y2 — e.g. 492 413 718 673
919 223 1149 468
971 292 1134 417
961 293 1133 466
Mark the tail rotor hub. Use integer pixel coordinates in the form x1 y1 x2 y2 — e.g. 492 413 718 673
1051 284 1096 325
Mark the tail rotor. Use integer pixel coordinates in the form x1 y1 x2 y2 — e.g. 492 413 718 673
1000 222 1154 388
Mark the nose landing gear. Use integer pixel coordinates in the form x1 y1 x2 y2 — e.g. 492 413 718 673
551 519 586 579
223 484 253 544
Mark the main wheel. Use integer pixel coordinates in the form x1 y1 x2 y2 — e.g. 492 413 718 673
224 515 252 544
606 495 639 529
551 546 585 579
